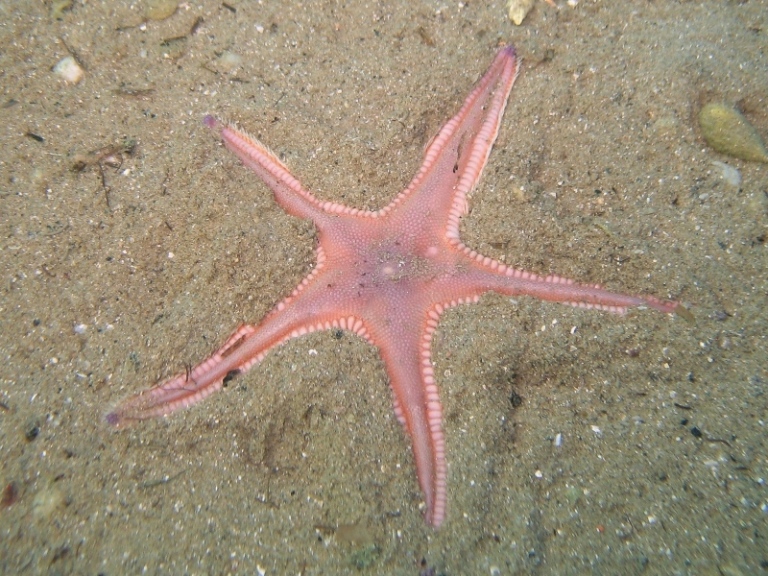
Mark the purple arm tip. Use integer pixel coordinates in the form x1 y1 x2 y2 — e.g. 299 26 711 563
203 115 217 129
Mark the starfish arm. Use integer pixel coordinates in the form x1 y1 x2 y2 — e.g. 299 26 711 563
106 257 372 427
106 322 263 427
379 46 520 233
204 116 379 222
436 252 679 314
373 318 447 528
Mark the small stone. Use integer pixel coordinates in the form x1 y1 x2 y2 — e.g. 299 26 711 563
699 103 768 163
50 0 73 19
507 0 535 25
711 160 741 188
53 56 84 84
216 51 243 73
145 0 178 21
32 482 65 519
24 417 40 441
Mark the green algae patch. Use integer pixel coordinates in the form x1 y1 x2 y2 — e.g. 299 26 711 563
699 103 768 163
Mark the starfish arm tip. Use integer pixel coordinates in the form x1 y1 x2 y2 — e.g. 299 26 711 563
104 408 137 429
501 44 517 58
203 114 218 129
104 411 121 427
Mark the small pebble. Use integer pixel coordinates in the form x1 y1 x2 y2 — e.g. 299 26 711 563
217 51 243 73
711 160 741 188
699 102 768 163
32 483 65 519
507 0 534 25
53 56 84 84
1 482 19 508
50 0 73 19
24 417 40 441
145 0 178 21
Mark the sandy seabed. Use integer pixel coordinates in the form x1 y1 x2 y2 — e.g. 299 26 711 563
0 1 766 574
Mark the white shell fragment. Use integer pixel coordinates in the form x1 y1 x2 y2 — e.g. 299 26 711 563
53 55 84 84
711 160 741 189
507 0 534 25
217 51 243 73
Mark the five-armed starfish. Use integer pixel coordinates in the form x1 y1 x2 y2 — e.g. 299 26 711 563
108 46 678 527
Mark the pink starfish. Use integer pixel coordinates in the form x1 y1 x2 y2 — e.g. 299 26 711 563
108 46 678 527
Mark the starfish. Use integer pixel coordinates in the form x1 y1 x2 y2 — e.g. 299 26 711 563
107 45 678 527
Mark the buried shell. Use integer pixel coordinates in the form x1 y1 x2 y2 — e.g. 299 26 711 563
699 103 768 163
